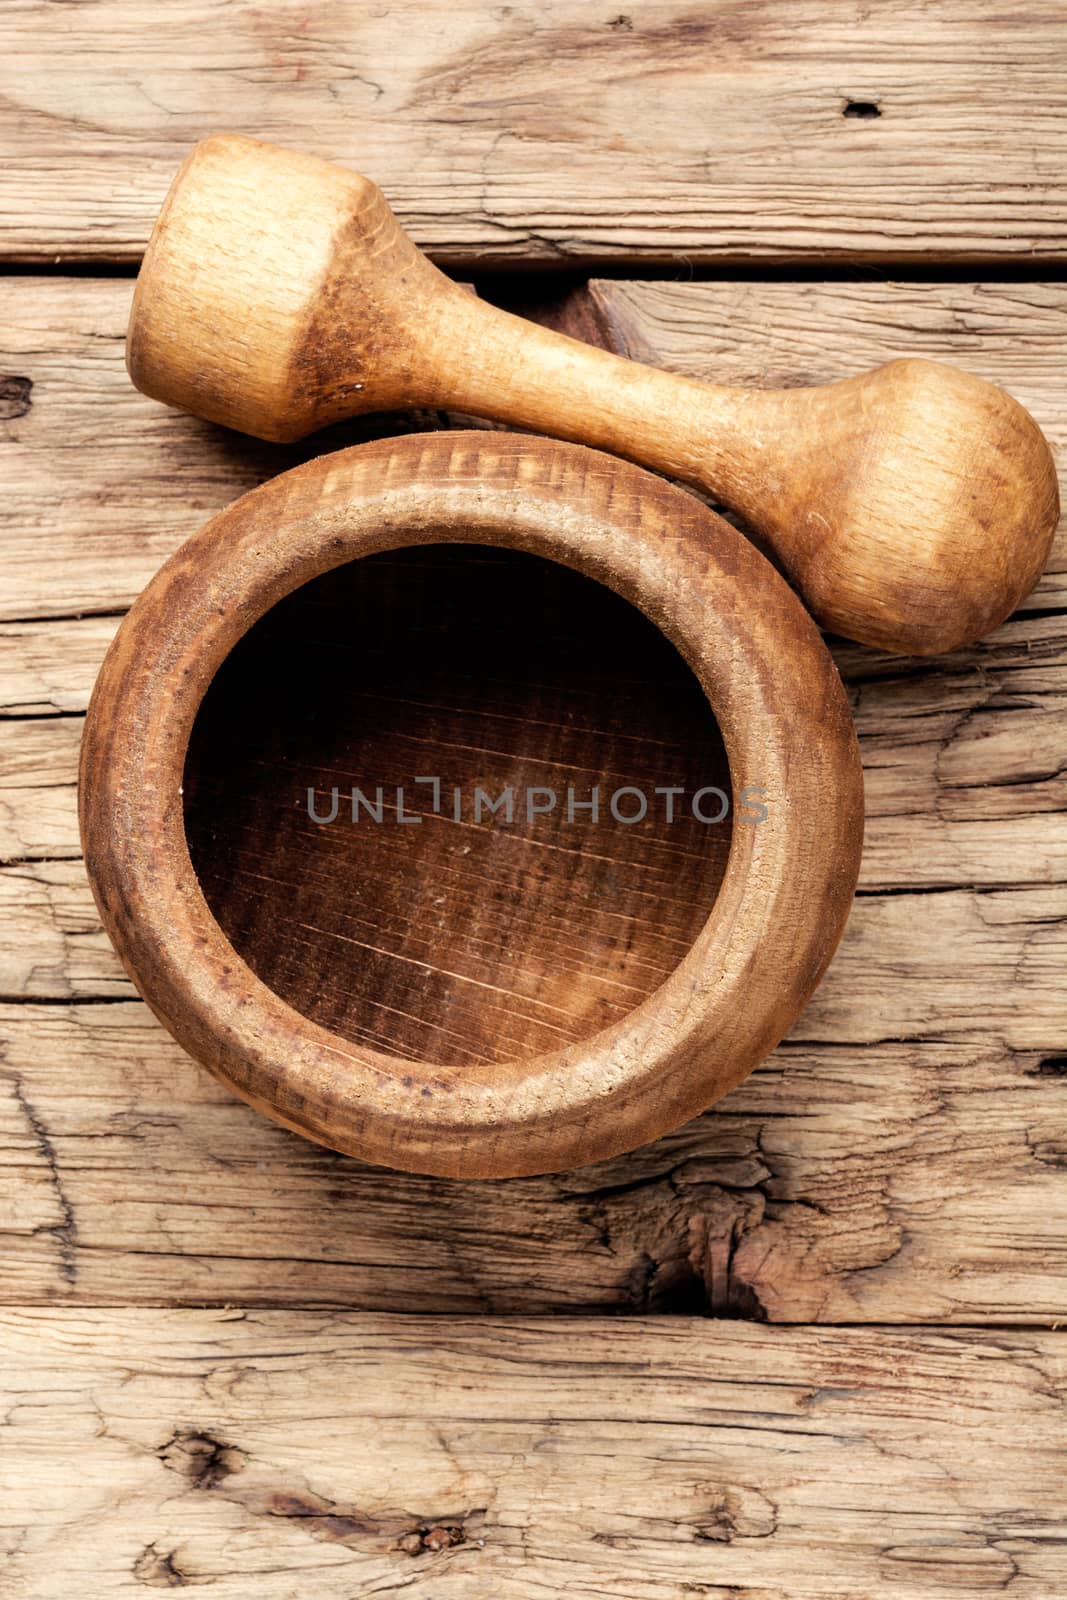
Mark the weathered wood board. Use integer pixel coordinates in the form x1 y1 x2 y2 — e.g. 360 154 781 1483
4 611 1066 886
4 847 1067 1031
2 1311 1065 1598
2 1001 1065 1321
1 1 1067 264
3 276 1064 621
1 273 1064 1323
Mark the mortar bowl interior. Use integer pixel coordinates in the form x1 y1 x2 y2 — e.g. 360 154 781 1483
182 544 733 1071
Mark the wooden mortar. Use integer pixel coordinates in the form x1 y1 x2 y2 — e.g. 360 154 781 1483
79 433 864 1178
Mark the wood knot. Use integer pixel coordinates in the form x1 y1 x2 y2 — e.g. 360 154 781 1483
693 1485 778 1543
132 1543 190 1587
398 1519 470 1556
0 375 32 419
156 1429 244 1490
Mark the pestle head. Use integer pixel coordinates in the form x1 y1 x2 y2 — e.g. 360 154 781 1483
127 133 440 440
767 358 1060 654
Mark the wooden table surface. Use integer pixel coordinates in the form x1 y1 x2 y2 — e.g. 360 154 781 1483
1 5 1065 1596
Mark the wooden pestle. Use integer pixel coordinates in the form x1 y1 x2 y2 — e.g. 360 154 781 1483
127 134 1059 655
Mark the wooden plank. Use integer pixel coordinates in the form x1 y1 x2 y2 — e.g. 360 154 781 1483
5 611 1064 890
1 1310 1064 1597
4 845 1067 1043
0 720 82 864
3 279 1063 890
0 862 124 1000
836 614 1067 891
796 883 1067 1049
0 616 118 716
2 276 1064 621
2 1000 1064 1321
2 1 1067 264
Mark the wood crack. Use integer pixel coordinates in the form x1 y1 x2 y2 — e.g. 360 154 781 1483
5 1071 77 1282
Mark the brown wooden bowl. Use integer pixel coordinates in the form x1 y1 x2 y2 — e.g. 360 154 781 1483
79 432 863 1178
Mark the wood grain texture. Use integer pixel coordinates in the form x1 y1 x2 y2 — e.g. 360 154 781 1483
2 1310 1065 1598
2 1002 1065 1321
2 0 1067 265
0 276 453 622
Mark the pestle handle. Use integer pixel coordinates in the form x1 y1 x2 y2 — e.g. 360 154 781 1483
420 283 767 503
